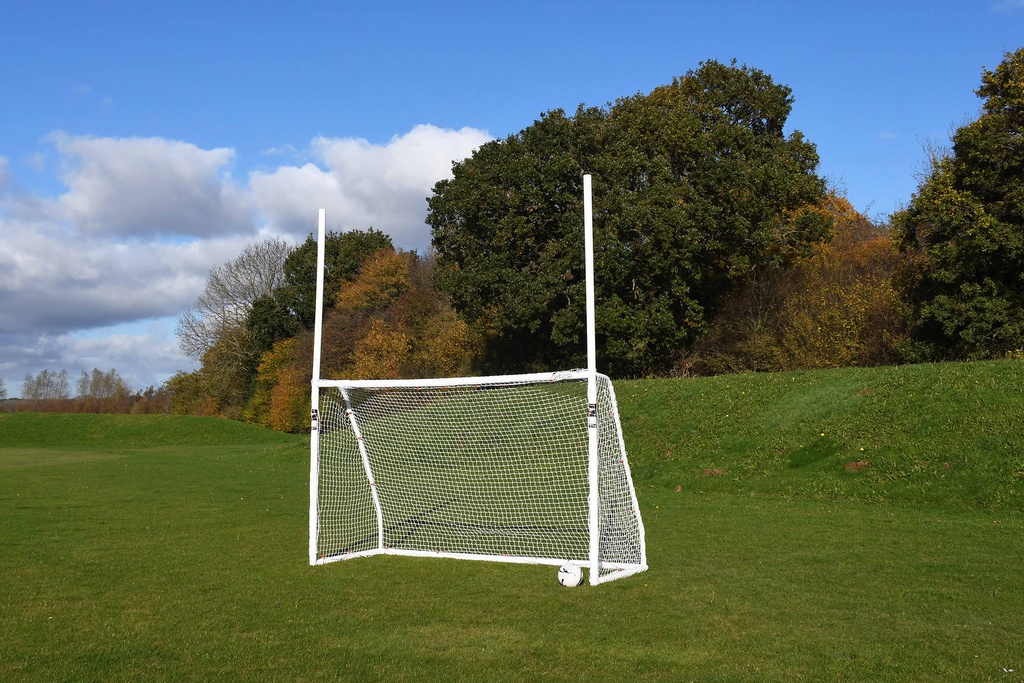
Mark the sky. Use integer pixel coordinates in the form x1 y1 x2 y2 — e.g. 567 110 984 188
1 0 1022 397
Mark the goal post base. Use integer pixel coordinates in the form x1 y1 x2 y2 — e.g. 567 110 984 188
312 543 648 586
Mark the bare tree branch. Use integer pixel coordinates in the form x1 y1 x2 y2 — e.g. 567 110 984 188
176 238 292 360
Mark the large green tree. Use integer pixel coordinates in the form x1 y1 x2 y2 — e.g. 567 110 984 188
427 60 830 376
893 48 1024 359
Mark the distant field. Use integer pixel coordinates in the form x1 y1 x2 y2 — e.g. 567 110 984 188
1 361 1022 681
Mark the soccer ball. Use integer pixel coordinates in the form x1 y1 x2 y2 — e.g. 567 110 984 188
557 563 584 587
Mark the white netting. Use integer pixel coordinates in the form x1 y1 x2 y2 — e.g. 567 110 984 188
312 371 645 581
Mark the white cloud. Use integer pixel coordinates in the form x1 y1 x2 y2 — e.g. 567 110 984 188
249 162 345 238
50 133 254 238
0 215 257 335
25 152 47 173
251 124 491 249
0 124 491 391
0 319 196 396
65 321 194 388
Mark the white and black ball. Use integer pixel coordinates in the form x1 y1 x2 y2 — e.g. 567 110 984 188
557 563 584 587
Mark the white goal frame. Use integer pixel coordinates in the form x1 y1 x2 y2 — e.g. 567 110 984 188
309 175 648 585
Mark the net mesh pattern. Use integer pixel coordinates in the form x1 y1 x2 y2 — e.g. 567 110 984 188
314 373 644 575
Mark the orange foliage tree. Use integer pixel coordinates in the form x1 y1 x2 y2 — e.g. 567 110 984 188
684 193 914 374
245 248 480 432
330 248 478 380
245 335 316 434
350 318 412 379
777 220 911 369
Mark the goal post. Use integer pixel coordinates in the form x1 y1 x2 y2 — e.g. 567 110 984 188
308 208 327 567
583 173 602 584
309 176 648 585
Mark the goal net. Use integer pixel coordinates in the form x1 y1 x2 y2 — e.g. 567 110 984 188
309 176 647 585
310 370 647 584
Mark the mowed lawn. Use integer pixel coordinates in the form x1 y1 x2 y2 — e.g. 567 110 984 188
2 361 1023 682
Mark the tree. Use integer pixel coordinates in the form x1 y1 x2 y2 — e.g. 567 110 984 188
892 48 1024 359
164 370 210 415
245 337 310 432
244 247 481 431
77 368 133 412
77 368 131 399
327 248 479 380
245 294 298 359
177 238 292 360
0 376 6 400
175 238 293 416
22 369 71 400
350 318 412 379
131 385 172 415
275 228 394 330
334 248 412 313
684 194 913 374
772 217 909 370
427 60 830 376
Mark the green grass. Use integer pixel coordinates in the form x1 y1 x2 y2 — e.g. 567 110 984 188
619 359 1024 509
2 362 1023 681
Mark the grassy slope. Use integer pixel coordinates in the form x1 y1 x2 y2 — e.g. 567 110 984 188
620 359 1024 509
1 361 1022 682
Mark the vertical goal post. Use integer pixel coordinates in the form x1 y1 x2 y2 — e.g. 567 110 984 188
309 175 648 585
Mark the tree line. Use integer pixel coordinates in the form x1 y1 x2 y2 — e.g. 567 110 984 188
13 51 1022 429
173 50 1024 431
4 368 171 414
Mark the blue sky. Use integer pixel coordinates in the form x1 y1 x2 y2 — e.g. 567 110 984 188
1 0 1022 396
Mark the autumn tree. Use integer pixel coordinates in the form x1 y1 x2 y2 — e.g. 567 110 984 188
246 337 309 433
164 370 213 416
130 385 172 415
428 60 830 376
775 214 910 369
330 249 477 380
246 248 479 431
684 194 912 374
76 368 133 412
77 368 131 399
173 238 292 415
23 369 71 400
238 228 395 412
174 230 392 419
274 228 394 329
350 319 411 380
892 47 1024 359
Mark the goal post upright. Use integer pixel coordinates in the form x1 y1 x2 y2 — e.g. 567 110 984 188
584 174 597 386
583 173 601 586
312 208 327 388
308 208 327 565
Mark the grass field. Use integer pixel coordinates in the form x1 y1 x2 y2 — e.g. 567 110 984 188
1 361 1023 681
